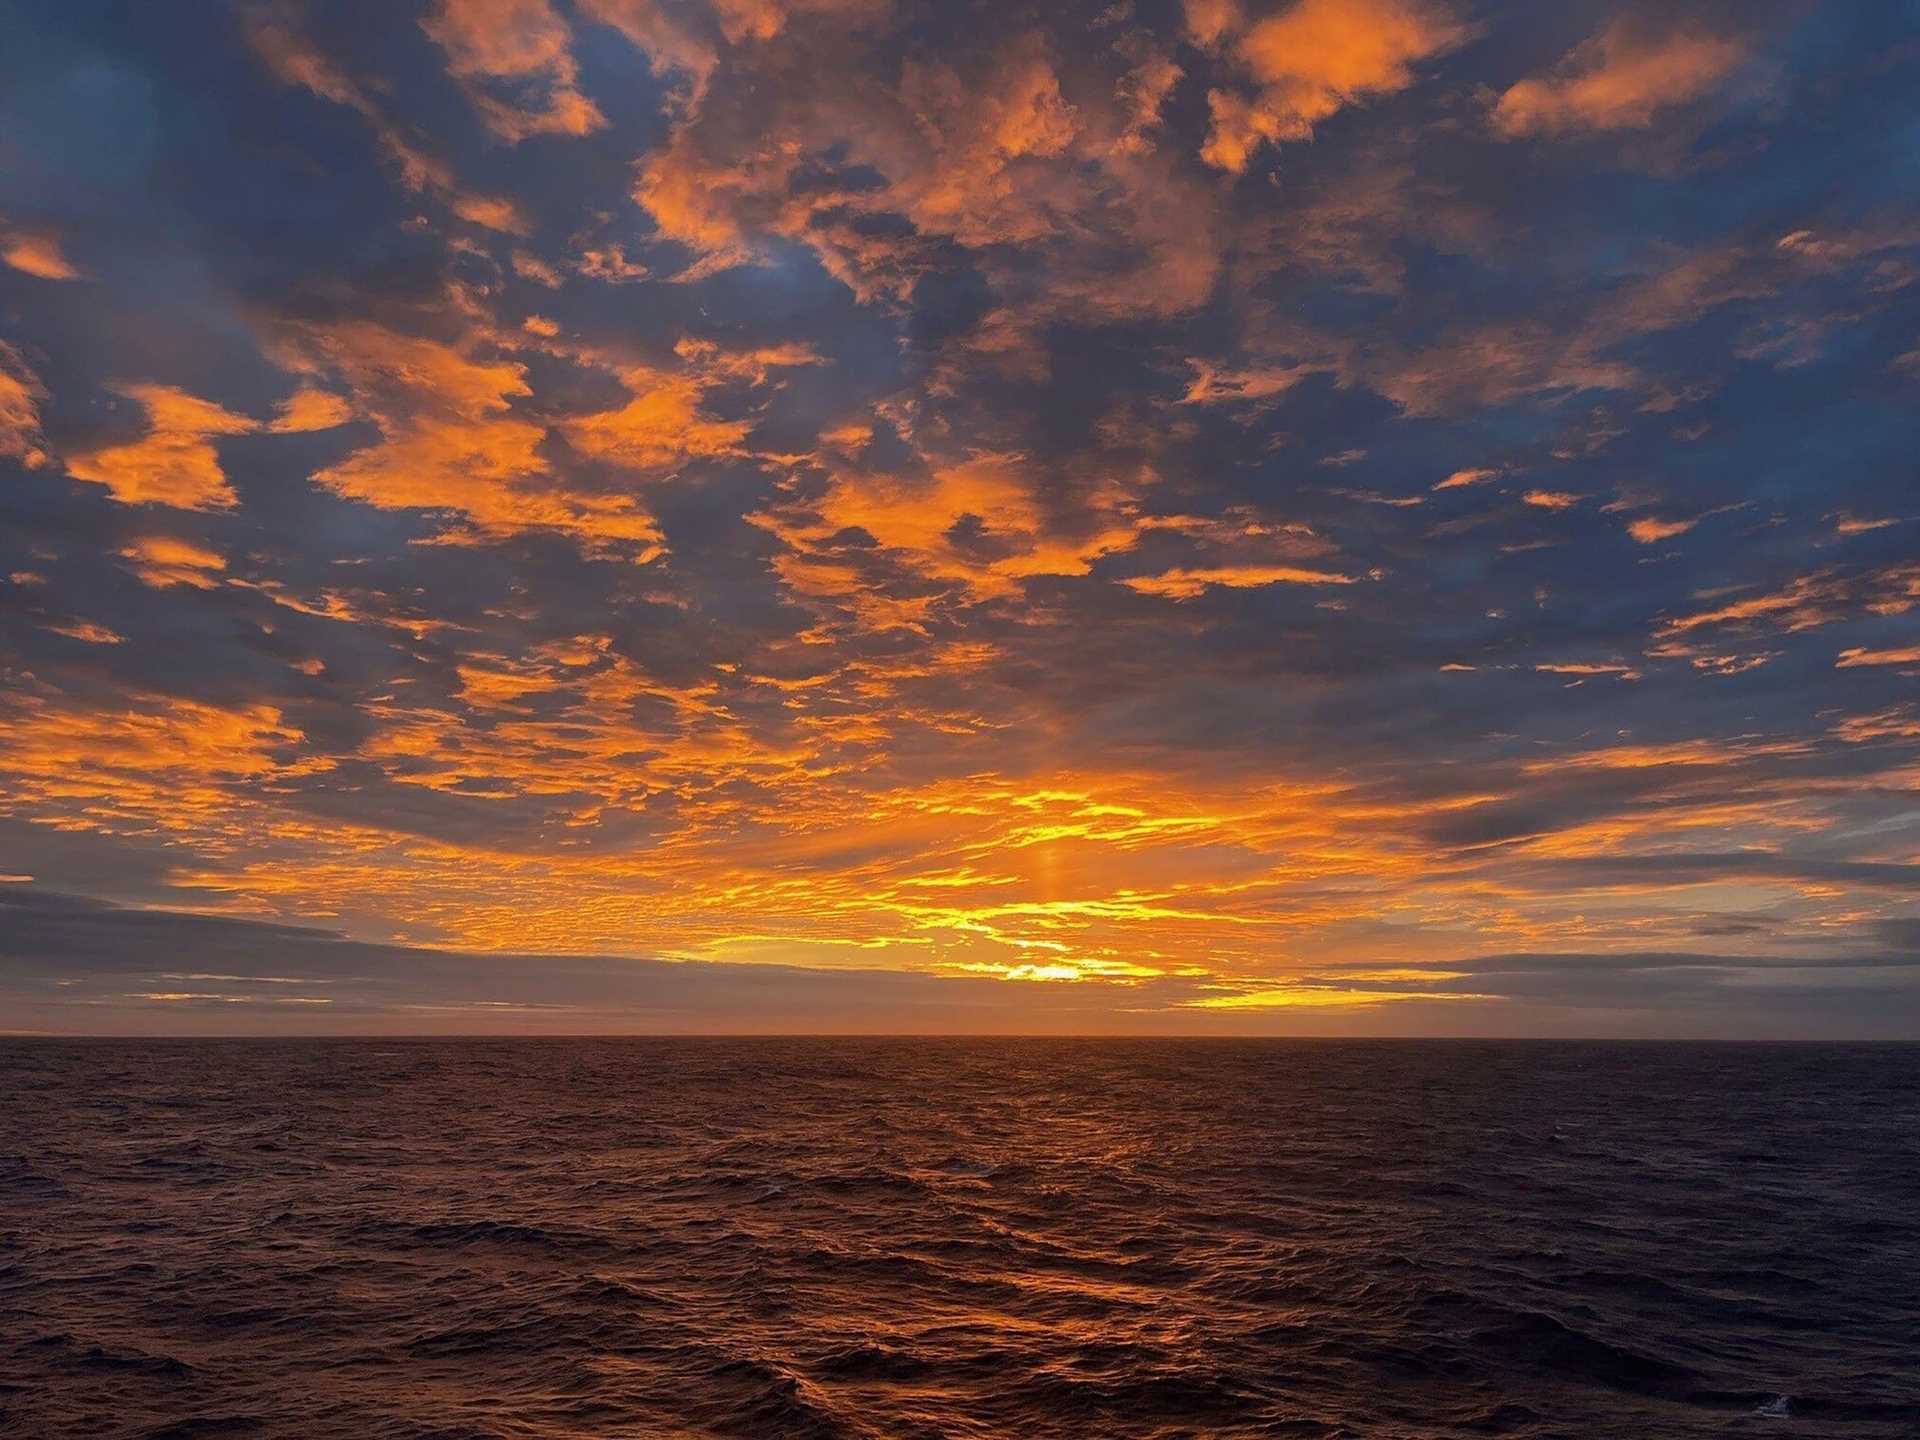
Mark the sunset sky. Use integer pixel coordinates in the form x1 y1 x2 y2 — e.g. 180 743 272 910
2 0 1917 1035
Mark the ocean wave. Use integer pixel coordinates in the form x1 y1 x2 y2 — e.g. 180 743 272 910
2 1037 1915 1438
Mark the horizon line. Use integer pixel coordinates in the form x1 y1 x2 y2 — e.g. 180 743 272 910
6 1031 1916 1044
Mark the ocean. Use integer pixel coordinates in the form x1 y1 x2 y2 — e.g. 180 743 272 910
2 1039 1916 1438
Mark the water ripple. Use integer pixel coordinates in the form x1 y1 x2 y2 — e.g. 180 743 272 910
2 1038 1916 1438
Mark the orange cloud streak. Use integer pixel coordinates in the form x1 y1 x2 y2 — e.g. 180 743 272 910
1493 21 1747 138
64 385 255 510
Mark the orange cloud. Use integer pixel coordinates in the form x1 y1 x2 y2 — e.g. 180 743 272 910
1830 513 1902 536
1183 0 1242 49
42 620 124 645
301 331 539 505
119 535 228 589
456 659 567 710
1493 21 1746 138
1181 358 1314 406
421 0 606 142
576 0 721 95
0 342 50 469
1185 984 1480 1010
1115 49 1183 156
1833 706 1920 742
1522 489 1581 510
283 320 662 554
673 336 824 383
512 249 565 287
582 0 883 91
816 455 1047 581
563 368 752 471
1627 515 1697 544
1123 563 1355 600
897 48 1079 246
1201 0 1466 172
1361 318 1639 416
1835 645 1920 669
712 0 886 45
1358 227 1914 421
633 148 755 272
65 384 256 510
575 244 650 282
1534 661 1641 681
247 12 528 233
268 387 354 433
0 688 308 854
1657 564 1920 640
625 27 1221 325
771 452 1150 603
448 193 532 234
2 230 80 280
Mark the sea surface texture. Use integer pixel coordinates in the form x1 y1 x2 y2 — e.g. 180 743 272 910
3 1039 1917 1438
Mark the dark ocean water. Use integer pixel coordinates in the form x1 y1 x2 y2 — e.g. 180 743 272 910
2 1040 1917 1439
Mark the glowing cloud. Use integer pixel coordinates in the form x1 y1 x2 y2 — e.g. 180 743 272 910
1200 0 1466 172
1124 564 1357 600
1835 646 1920 669
2 230 80 280
268 387 355 433
1493 21 1747 138
563 368 753 471
1627 515 1697 544
247 11 530 233
119 536 228 589
286 321 662 554
64 385 256 510
1522 489 1581 510
0 343 50 468
421 0 606 142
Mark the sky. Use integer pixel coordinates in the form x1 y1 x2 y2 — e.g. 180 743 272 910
1 0 1917 1037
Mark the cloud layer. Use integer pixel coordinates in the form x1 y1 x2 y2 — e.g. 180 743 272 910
0 0 1916 1033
